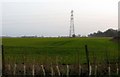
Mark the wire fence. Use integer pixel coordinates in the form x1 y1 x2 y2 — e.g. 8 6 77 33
1 45 120 76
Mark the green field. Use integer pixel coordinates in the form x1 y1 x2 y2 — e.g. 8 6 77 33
2 37 119 64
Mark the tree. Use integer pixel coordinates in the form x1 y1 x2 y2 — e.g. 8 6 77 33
88 28 118 37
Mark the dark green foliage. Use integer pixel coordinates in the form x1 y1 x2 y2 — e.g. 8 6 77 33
88 28 118 37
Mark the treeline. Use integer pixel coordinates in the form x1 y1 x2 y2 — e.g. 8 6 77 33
88 28 120 37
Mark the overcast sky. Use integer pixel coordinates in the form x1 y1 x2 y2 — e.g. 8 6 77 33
1 0 120 37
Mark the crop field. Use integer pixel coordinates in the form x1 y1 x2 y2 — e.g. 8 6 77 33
2 37 119 64
1 37 120 76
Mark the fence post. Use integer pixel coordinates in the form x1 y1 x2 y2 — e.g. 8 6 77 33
13 63 17 75
85 45 90 76
41 65 45 76
23 64 26 76
94 65 97 76
89 63 92 76
56 65 60 76
78 65 82 76
32 64 35 77
66 65 69 77
1 45 5 76
50 63 54 76
116 63 119 75
108 64 111 77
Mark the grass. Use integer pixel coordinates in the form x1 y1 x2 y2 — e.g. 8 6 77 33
2 37 119 64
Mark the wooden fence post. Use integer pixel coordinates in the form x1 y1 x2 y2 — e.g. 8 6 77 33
50 63 54 76
13 63 17 75
66 65 69 77
56 65 60 76
116 63 119 75
23 64 26 76
108 64 111 76
1 45 5 76
89 63 92 76
41 65 45 76
94 65 97 76
78 65 82 76
32 64 35 77
85 45 90 76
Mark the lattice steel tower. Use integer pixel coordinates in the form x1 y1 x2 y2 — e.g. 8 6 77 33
69 10 75 37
